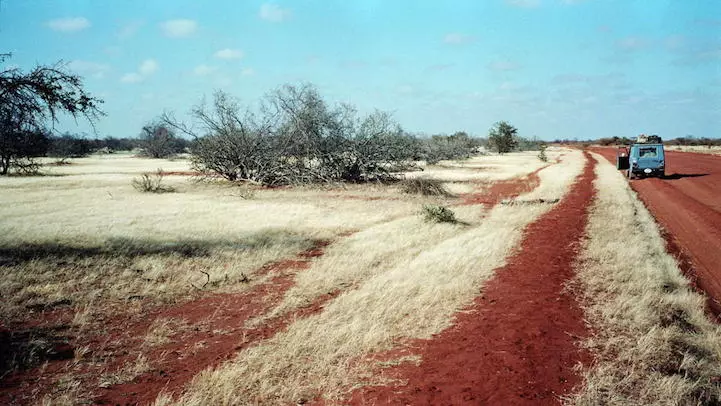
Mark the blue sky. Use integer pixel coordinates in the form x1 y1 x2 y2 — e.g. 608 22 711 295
1 0 720 140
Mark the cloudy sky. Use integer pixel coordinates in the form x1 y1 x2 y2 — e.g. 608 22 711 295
1 0 720 140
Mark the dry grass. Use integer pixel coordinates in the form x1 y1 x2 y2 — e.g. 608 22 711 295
410 151 550 182
164 149 585 405
567 154 721 405
665 145 721 155
1 148 576 404
99 354 152 387
143 317 190 347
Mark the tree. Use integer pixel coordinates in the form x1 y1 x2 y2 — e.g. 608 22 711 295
0 54 104 174
488 121 518 154
139 122 184 158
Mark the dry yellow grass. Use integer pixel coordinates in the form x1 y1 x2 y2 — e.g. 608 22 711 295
409 151 549 182
1 151 564 323
2 148 574 405
163 149 585 405
567 153 721 405
665 145 721 155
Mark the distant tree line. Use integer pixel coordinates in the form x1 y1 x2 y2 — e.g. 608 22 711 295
561 135 721 147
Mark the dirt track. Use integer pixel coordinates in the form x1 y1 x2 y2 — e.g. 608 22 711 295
348 154 595 405
592 148 721 317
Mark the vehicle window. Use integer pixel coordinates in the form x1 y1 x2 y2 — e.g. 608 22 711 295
639 147 657 158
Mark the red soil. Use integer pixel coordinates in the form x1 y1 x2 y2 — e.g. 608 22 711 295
347 154 595 405
592 148 721 318
0 242 336 406
461 168 542 206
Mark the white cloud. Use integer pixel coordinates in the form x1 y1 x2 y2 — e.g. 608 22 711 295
488 60 521 71
160 19 197 38
47 17 90 32
118 20 143 40
505 0 541 7
104 46 122 57
443 33 476 45
139 59 159 75
241 68 255 76
214 48 244 60
194 64 217 76
121 59 159 84
616 36 650 51
67 60 110 79
121 73 143 83
259 4 291 22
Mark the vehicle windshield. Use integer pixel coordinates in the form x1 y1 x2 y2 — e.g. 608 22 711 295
639 147 659 158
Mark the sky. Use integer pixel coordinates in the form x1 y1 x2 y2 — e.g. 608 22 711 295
1 0 720 140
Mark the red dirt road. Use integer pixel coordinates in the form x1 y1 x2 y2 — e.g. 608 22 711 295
592 148 721 317
349 155 595 405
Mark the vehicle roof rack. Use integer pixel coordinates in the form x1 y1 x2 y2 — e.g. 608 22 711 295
635 134 662 144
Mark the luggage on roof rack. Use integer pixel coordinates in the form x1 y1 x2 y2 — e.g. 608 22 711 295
635 134 662 144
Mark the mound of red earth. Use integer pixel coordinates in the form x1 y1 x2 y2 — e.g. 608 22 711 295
347 155 595 405
592 148 721 318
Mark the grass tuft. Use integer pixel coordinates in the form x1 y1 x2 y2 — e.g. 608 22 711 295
421 204 457 223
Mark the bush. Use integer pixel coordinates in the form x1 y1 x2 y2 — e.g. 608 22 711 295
421 204 456 223
488 121 518 154
168 85 420 186
401 177 453 197
131 169 175 193
538 144 548 162
421 132 479 164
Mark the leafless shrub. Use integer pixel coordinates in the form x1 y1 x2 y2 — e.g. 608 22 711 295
400 177 454 197
131 169 175 193
164 84 420 186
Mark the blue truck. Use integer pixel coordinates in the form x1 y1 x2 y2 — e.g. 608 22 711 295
616 135 665 179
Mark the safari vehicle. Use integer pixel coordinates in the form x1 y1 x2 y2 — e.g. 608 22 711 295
616 134 665 179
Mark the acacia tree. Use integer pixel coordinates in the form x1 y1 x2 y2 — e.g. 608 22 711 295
488 121 518 154
0 54 104 174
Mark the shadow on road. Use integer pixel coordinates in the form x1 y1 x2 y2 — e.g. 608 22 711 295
662 173 709 180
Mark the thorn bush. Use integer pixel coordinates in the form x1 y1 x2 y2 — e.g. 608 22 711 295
132 169 176 193
401 177 454 197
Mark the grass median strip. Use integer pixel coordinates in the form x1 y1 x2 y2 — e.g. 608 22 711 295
568 153 721 405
